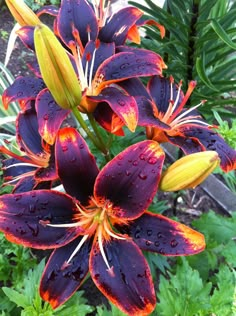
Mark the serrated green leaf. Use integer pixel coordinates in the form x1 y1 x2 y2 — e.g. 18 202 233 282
210 265 236 315
192 211 236 244
211 18 236 49
156 258 211 316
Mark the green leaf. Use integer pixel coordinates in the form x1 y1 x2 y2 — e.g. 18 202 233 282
156 258 211 315
196 54 219 91
210 18 236 49
192 211 236 244
210 265 236 315
2 287 29 308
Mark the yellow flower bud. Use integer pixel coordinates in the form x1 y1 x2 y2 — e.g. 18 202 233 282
34 24 82 109
6 0 41 26
159 151 220 191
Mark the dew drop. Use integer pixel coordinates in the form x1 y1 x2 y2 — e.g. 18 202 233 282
117 99 125 106
62 145 68 152
125 170 131 176
132 160 138 166
79 144 84 149
170 239 178 248
120 63 130 69
157 232 163 239
139 153 146 160
14 194 22 201
147 229 152 236
17 91 23 97
145 240 151 246
43 114 49 120
138 173 147 180
27 223 39 237
148 157 158 165
154 241 160 247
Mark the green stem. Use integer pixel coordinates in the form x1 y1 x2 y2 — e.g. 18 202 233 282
71 107 105 153
87 113 111 162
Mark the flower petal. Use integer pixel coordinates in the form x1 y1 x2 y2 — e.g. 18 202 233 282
2 157 36 184
170 125 236 172
99 7 143 45
0 190 80 248
136 96 171 129
93 102 125 136
147 75 183 114
90 238 156 316
2 76 45 110
36 89 70 145
93 49 165 94
13 176 51 193
94 140 165 219
82 40 115 79
40 236 92 309
118 77 150 98
56 127 99 205
88 87 138 132
57 0 98 48
16 107 47 156
118 211 205 255
17 25 35 51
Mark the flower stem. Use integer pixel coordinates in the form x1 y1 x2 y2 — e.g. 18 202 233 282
72 107 109 158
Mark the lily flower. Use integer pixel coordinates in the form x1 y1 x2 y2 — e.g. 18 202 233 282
3 0 166 139
136 75 236 172
0 107 56 192
0 127 205 315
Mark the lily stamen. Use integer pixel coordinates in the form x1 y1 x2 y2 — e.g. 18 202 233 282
67 234 89 264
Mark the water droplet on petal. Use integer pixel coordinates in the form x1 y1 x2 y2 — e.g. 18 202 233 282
138 172 147 180
148 157 158 165
170 239 178 248
139 153 146 160
117 99 125 106
147 229 152 236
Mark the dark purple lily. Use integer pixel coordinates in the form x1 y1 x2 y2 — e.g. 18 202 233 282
0 127 205 315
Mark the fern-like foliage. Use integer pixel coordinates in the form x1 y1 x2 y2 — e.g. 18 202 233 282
130 0 236 119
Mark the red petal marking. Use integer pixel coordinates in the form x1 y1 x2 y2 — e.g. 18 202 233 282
56 127 99 205
118 211 205 255
36 89 70 145
40 236 92 309
94 140 165 219
0 190 80 248
90 238 156 316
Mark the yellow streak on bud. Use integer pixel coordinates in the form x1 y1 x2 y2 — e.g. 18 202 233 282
160 151 220 191
6 0 41 26
34 24 82 109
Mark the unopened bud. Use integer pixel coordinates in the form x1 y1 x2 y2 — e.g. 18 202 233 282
6 0 41 26
34 24 81 109
160 151 220 191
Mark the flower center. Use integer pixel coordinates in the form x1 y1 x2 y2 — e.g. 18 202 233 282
42 195 127 272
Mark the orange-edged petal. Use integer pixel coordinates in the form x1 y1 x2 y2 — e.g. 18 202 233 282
16 107 48 159
36 89 70 145
136 96 171 130
17 26 35 51
12 175 51 193
90 238 156 316
2 76 45 110
118 211 205 256
99 7 143 45
94 140 165 219
93 49 166 94
56 127 99 206
87 87 138 132
0 190 81 248
136 16 165 39
93 102 125 136
40 236 92 309
168 125 236 172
